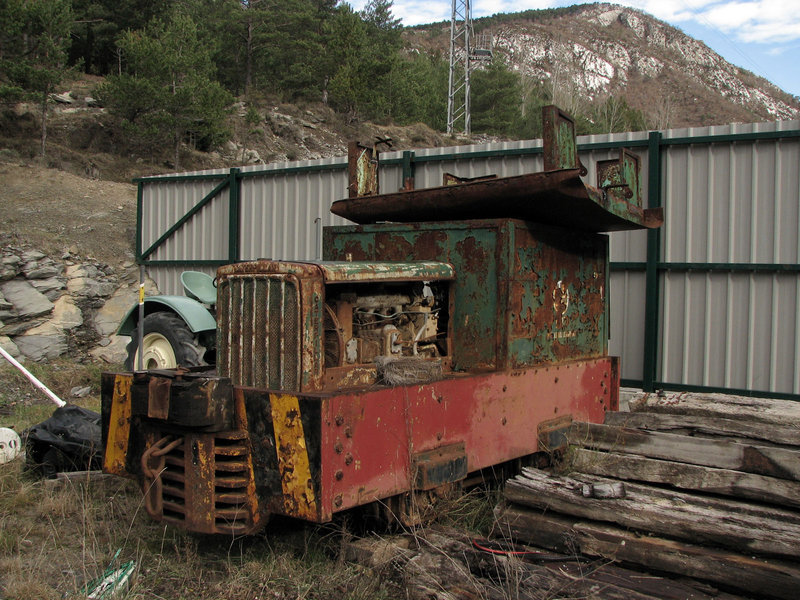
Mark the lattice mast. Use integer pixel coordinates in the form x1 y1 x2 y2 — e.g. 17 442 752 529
447 0 492 136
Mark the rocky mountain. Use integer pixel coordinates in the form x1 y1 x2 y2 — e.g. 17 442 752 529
410 3 799 128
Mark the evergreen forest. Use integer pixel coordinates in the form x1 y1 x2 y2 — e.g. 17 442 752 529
0 0 648 163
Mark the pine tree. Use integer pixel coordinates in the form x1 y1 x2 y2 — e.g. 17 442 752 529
98 10 232 169
0 0 73 158
471 58 522 136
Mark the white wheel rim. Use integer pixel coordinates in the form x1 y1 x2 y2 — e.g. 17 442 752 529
136 333 177 369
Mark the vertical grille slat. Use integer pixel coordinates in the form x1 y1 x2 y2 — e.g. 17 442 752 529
218 274 301 390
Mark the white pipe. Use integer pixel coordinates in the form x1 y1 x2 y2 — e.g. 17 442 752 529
0 345 66 407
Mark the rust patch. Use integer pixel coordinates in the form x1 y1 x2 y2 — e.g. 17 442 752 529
376 233 415 260
147 377 171 420
454 236 489 273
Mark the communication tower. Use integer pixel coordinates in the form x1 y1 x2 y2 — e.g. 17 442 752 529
447 0 492 135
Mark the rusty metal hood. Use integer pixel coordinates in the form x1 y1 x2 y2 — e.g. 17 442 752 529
330 169 663 232
218 260 455 283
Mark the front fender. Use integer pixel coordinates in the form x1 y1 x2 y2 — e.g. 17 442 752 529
117 296 216 335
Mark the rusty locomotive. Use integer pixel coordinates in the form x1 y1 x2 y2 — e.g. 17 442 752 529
101 106 662 535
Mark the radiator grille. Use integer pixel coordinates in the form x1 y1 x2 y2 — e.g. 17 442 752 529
218 274 301 390
156 433 255 535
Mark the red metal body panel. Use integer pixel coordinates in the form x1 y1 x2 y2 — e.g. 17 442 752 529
319 357 618 518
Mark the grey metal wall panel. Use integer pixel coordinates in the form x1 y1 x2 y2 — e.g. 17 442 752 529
609 270 647 380
239 168 350 262
142 179 229 266
655 119 800 395
660 272 799 393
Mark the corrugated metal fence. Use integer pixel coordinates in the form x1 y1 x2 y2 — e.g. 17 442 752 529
137 119 800 399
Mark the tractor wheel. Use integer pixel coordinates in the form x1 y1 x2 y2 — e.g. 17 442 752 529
125 312 207 370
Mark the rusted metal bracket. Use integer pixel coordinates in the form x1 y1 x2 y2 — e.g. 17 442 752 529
537 414 574 454
442 173 497 186
348 141 379 198
542 105 587 175
132 370 234 431
348 138 393 198
597 148 642 207
412 442 468 490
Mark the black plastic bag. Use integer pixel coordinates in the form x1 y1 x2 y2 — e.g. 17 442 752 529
23 405 102 478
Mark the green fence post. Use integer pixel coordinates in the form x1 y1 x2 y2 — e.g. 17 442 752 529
135 181 143 263
228 167 241 263
401 150 415 190
642 131 663 392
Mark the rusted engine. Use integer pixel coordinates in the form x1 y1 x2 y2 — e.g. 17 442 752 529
101 106 662 536
215 260 454 392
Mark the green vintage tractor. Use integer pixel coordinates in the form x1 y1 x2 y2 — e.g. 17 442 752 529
117 271 217 370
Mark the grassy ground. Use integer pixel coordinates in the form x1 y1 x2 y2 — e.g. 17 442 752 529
0 361 499 600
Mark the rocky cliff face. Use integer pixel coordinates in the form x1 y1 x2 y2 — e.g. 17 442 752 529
445 3 800 127
0 244 157 364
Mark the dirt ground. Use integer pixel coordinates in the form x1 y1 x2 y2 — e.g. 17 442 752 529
0 160 137 268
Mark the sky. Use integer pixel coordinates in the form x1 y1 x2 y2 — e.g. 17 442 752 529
348 0 800 98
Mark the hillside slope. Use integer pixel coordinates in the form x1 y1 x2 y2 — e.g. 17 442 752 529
408 3 799 128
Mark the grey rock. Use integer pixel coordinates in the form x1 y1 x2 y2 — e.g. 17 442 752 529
0 335 21 358
2 255 21 267
24 264 62 279
66 264 101 280
0 320 41 336
21 250 46 262
30 277 65 294
94 284 138 337
0 265 17 281
50 92 73 104
67 276 115 298
91 335 129 364
15 323 67 361
0 279 54 318
70 385 92 398
51 296 83 330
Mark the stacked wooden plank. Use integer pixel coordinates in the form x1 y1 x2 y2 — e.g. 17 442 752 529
495 392 800 600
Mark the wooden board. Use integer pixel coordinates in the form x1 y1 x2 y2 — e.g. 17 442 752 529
628 392 800 426
571 448 800 508
568 421 800 481
505 467 800 558
603 411 800 447
495 504 800 600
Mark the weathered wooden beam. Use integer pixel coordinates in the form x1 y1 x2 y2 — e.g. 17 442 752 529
629 392 800 426
571 448 800 508
505 467 800 558
495 504 800 600
568 421 800 481
603 411 800 447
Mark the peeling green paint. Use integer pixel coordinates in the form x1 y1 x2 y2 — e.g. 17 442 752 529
324 219 608 372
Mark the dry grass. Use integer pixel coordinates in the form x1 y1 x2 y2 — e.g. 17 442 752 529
0 458 398 599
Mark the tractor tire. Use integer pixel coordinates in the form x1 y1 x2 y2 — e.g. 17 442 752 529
125 312 207 371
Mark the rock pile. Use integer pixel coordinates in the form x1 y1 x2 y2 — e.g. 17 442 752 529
0 244 156 364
